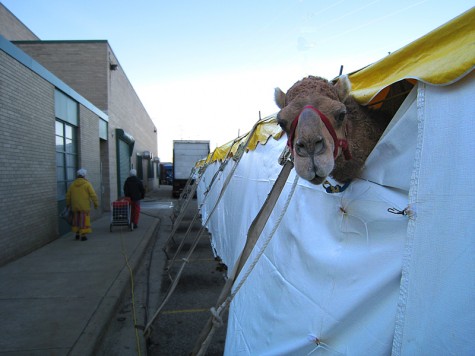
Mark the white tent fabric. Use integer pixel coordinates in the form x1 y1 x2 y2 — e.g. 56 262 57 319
392 72 475 355
361 87 418 192
197 72 474 355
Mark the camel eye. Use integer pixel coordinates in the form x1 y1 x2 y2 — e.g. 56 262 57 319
277 113 288 131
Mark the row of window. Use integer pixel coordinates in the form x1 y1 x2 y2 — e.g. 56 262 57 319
55 90 136 203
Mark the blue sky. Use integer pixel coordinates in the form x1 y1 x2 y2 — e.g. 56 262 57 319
3 0 473 161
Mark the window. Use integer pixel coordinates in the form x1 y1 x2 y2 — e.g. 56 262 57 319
55 89 79 201
55 90 78 126
99 118 108 140
56 120 78 200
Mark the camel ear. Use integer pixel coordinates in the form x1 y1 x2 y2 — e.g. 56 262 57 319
334 74 352 102
274 87 287 109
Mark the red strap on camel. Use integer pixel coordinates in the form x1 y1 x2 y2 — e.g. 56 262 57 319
287 105 352 160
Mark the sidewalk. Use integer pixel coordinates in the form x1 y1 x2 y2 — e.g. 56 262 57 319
0 191 165 355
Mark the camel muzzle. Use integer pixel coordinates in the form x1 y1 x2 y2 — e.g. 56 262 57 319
287 105 352 160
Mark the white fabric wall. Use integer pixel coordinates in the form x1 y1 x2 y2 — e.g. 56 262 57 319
197 73 474 355
392 72 475 355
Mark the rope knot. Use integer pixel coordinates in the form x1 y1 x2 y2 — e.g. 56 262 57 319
210 307 224 327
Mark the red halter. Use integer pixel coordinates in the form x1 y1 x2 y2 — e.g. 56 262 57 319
287 105 352 160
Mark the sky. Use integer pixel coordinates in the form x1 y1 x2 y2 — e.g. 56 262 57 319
2 0 473 162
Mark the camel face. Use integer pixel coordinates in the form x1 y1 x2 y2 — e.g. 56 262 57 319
275 76 352 185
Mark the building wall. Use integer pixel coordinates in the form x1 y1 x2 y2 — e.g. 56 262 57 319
0 2 158 264
107 50 158 193
15 42 158 197
78 106 102 220
14 41 109 111
0 50 57 265
0 37 107 265
0 3 39 41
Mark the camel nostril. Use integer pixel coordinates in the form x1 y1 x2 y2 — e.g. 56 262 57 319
295 140 307 157
315 136 325 154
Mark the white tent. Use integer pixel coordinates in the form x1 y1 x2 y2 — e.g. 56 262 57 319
197 8 474 355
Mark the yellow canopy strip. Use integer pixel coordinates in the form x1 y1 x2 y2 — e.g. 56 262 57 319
349 7 475 105
201 115 283 165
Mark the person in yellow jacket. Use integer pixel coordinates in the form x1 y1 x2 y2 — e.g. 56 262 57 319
66 168 99 241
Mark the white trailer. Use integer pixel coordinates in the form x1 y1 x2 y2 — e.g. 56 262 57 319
172 140 210 198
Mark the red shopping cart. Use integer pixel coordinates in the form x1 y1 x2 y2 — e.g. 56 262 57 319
110 198 133 232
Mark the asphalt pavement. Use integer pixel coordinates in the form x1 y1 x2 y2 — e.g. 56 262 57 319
0 185 227 356
148 203 227 355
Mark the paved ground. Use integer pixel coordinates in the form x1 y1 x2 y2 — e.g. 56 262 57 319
0 194 160 355
0 185 227 356
148 205 227 355
98 186 227 356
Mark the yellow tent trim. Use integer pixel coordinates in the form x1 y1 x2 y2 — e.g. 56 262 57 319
197 115 283 165
349 7 475 105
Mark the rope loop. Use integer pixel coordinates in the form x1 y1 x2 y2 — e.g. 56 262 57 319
210 307 224 327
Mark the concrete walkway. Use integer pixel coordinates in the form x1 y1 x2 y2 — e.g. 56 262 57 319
0 192 167 355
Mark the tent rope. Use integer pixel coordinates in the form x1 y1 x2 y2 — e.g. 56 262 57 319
192 158 297 356
144 117 264 336
166 137 241 271
217 172 299 319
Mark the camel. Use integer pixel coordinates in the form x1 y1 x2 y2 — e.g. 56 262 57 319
274 75 389 185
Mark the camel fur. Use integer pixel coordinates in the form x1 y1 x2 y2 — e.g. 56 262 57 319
274 75 388 184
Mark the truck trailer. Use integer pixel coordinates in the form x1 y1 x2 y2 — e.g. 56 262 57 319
172 140 210 198
159 162 173 185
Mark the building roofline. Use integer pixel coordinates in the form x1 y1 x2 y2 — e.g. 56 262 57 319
12 39 109 44
0 3 40 40
0 34 108 121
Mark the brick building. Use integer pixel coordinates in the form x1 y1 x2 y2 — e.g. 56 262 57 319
0 3 158 265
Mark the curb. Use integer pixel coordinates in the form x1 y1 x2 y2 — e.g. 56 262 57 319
69 218 160 356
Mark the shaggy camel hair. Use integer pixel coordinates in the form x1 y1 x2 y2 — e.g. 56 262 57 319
274 75 388 184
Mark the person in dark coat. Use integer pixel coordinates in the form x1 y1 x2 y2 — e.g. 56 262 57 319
123 169 145 228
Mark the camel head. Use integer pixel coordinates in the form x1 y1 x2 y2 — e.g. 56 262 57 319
274 75 352 185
